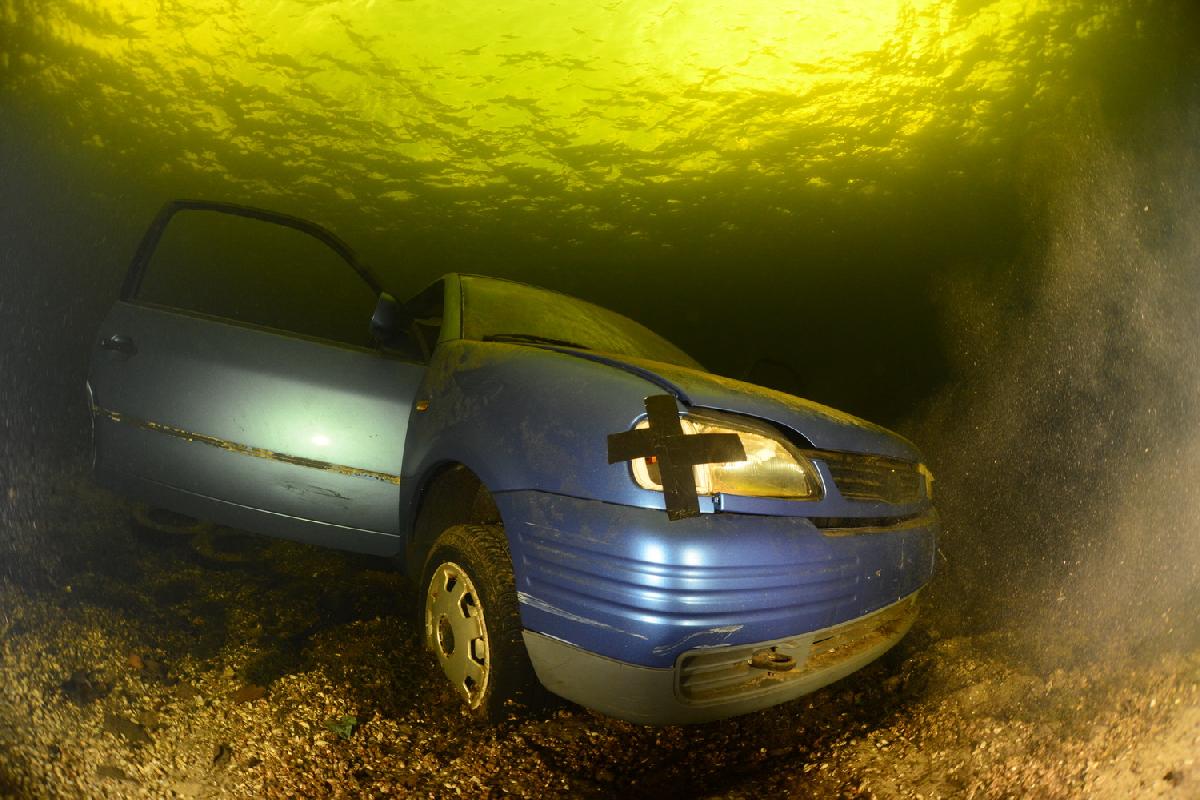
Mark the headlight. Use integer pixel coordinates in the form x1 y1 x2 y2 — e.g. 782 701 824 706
629 412 823 500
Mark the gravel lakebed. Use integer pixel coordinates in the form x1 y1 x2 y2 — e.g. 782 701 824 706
1 465 1197 798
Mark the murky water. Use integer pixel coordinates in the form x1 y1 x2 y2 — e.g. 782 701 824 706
0 7 1199 796
4 1 1197 419
2 1 1199 645
913 112 1200 659
5 2 1187 200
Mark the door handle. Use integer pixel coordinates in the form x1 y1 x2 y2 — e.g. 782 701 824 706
100 334 138 355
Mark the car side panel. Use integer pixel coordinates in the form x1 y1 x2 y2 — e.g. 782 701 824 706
89 301 422 539
94 462 404 555
94 417 403 534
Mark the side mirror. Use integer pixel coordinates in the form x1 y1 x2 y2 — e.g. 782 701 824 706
369 292 407 347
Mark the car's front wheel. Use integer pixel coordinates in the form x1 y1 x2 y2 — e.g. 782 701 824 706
420 524 537 720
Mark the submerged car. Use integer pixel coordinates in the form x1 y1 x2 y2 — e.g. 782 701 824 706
87 200 938 724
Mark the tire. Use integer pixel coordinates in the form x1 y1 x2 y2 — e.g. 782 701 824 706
420 524 537 720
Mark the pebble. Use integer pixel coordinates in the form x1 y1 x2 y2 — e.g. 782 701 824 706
231 684 267 703
103 714 152 747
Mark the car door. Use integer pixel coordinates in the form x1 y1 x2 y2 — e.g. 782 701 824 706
87 201 424 553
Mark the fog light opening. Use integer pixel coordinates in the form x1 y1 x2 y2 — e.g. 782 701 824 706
749 647 797 672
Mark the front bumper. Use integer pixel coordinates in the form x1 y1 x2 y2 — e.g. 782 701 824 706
523 592 919 725
494 490 937 669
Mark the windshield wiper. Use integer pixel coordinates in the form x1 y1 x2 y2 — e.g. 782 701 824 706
484 333 591 350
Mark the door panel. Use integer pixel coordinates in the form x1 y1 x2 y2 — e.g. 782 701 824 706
90 301 422 535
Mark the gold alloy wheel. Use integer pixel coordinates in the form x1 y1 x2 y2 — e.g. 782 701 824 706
425 561 491 707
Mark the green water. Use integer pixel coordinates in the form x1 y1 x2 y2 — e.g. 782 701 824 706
2 0 1197 422
2 0 1200 662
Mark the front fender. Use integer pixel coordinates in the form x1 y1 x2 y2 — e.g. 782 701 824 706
399 340 668 514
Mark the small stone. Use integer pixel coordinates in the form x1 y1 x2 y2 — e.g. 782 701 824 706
231 684 267 703
96 764 132 781
104 714 152 746
173 781 206 798
326 714 357 739
212 743 232 768
61 670 108 705
141 658 169 683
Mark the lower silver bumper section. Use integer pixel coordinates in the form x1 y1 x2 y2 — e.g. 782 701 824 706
523 593 919 725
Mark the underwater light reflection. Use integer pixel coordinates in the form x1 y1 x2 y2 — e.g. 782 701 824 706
4 0 1137 210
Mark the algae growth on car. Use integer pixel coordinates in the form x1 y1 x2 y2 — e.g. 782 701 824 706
88 200 937 723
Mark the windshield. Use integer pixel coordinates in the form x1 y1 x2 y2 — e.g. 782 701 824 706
460 276 703 369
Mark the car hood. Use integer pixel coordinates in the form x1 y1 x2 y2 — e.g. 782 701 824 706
546 348 922 461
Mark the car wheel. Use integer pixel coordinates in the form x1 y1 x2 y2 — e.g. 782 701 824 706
421 524 536 720
130 503 215 537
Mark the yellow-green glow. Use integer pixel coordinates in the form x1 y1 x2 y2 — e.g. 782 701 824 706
0 1 1156 227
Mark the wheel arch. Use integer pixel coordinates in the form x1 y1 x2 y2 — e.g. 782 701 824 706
404 461 503 581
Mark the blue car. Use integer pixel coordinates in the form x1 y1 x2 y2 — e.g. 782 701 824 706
87 200 937 724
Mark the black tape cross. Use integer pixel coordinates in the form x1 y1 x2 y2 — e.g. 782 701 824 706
608 395 747 521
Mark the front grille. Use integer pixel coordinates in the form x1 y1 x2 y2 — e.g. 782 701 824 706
676 594 919 705
819 451 924 505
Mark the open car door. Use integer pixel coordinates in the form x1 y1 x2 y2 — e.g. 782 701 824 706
86 201 426 555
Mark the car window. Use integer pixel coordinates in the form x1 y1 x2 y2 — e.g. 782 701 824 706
403 280 445 359
460 276 704 369
137 209 377 346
